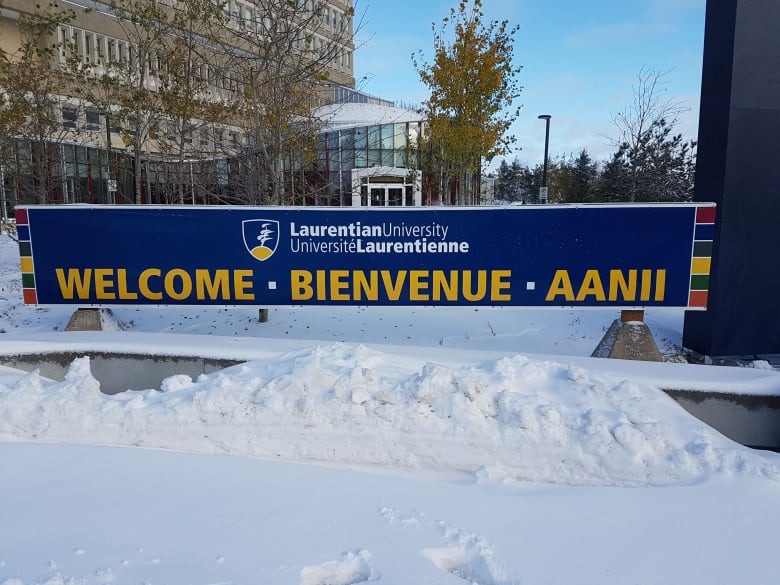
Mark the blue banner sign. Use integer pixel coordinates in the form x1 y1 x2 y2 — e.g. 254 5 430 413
16 204 715 309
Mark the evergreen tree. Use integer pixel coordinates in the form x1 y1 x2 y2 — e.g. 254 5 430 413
606 68 695 202
567 149 598 202
494 157 524 202
602 118 695 202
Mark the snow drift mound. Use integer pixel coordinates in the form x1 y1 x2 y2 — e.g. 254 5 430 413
0 343 777 487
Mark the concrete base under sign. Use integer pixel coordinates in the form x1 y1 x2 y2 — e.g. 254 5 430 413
592 318 663 362
65 308 123 332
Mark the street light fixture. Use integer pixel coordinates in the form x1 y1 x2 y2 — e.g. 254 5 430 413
538 114 551 203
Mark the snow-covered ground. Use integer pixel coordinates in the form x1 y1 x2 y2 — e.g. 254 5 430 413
0 232 779 585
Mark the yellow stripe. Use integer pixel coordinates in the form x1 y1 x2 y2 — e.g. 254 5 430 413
20 257 33 273
692 257 711 274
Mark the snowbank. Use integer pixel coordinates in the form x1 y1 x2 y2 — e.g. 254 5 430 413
1 343 776 487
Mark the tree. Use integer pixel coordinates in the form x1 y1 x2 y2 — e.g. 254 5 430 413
494 158 523 202
566 149 598 202
72 0 174 204
414 0 521 205
227 0 358 205
153 0 232 204
601 117 695 202
0 1 82 204
607 67 695 202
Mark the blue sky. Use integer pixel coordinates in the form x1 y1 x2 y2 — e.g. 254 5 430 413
353 0 706 169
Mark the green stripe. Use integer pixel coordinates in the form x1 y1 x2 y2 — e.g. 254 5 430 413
690 274 709 290
693 241 712 257
22 273 35 288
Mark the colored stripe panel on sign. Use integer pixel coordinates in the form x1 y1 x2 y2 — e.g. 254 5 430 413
694 223 715 241
16 207 36 305
690 274 710 290
22 289 37 304
693 241 713 257
696 206 716 224
15 208 28 225
689 290 708 308
687 204 716 309
691 257 711 274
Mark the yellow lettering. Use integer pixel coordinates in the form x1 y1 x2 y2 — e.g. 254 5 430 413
353 270 378 301
117 269 138 300
291 270 313 301
576 269 606 302
409 270 429 301
640 269 652 301
55 268 92 300
490 270 512 302
196 269 229 300
545 270 575 302
234 270 255 301
94 268 116 300
432 270 458 302
654 269 666 302
330 270 350 301
608 269 637 301
164 269 192 301
381 270 407 301
139 268 162 301
463 270 487 302
285 269 515 304
316 270 326 301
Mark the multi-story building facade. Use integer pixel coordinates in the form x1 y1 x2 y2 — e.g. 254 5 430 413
0 0 356 211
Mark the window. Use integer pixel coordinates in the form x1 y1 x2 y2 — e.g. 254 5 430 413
71 28 85 63
381 124 394 150
95 35 105 64
388 188 403 206
367 126 380 149
85 109 100 131
58 25 69 60
62 106 78 129
84 32 93 63
405 186 415 206
200 127 212 148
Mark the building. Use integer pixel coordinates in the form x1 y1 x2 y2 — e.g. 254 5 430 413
314 100 426 207
0 0 355 213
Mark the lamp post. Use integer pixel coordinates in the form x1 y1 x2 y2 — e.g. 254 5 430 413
537 114 551 203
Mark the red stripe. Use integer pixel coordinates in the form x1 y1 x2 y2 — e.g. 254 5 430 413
15 208 28 225
696 206 716 224
689 290 709 308
22 289 37 305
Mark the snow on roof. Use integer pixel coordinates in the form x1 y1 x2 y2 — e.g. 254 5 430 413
316 102 425 131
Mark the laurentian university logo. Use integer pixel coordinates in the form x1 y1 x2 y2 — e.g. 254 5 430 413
242 219 280 261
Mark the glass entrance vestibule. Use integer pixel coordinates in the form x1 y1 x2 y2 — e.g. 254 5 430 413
351 167 422 207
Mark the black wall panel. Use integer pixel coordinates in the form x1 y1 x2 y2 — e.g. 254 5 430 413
683 0 780 356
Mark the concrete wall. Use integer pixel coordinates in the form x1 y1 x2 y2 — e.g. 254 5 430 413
2 352 241 395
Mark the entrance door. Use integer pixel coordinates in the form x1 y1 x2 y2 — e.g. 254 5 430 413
363 184 415 206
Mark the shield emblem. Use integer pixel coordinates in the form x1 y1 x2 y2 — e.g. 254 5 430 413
243 219 280 261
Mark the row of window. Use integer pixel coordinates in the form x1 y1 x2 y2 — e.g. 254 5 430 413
59 104 244 151
223 0 351 34
318 122 425 172
57 19 352 88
